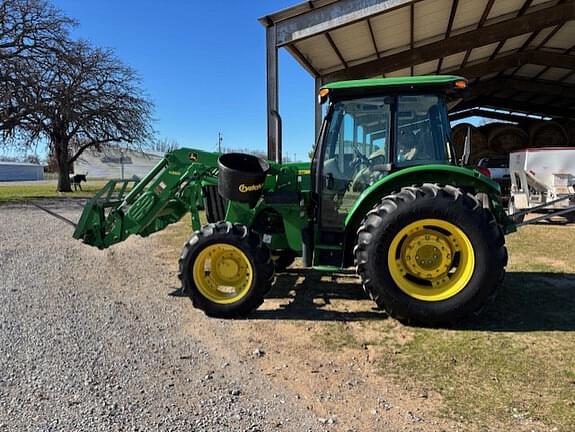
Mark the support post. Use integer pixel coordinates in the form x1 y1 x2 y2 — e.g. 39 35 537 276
315 77 323 141
266 25 280 163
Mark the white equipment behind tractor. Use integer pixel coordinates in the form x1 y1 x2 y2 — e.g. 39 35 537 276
509 148 575 224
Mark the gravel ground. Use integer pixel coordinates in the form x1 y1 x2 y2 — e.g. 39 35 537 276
0 201 321 432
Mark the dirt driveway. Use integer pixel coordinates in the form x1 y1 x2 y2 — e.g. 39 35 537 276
1 200 574 431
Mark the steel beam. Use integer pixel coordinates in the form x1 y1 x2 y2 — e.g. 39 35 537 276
460 0 495 68
285 45 319 77
266 25 280 162
272 0 415 47
436 0 459 74
323 2 575 82
315 78 323 140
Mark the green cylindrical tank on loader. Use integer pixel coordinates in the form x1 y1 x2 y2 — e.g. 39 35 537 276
73 75 516 326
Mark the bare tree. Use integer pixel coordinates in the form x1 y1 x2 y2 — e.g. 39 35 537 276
5 41 154 191
0 0 74 132
151 137 179 153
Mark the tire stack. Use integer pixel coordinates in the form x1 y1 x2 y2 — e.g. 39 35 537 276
561 120 575 146
451 123 490 164
527 121 569 148
451 119 575 165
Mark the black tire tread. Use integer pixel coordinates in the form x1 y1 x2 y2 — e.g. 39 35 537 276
178 221 274 318
203 186 228 223
354 183 507 326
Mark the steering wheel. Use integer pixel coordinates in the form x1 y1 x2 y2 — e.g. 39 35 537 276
350 143 371 170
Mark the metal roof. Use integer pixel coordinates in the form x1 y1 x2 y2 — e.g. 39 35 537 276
260 0 575 121
0 161 43 167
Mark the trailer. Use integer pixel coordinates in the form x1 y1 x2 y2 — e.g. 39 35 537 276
509 147 575 224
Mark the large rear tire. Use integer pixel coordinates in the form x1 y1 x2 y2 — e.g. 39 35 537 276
179 221 274 318
354 184 507 326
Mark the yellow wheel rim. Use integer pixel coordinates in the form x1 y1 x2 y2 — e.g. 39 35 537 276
192 243 254 304
387 219 475 302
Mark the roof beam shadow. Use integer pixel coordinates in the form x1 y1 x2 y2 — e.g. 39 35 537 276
447 50 575 79
470 77 575 100
457 96 575 119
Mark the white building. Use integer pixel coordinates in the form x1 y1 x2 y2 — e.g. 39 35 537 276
0 161 44 181
75 147 164 179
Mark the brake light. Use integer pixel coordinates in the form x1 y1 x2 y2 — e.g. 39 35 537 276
478 167 491 177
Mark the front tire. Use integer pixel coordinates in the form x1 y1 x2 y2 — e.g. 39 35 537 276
354 184 507 326
179 221 274 318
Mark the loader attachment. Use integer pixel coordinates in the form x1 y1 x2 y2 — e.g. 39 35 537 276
73 177 140 248
73 148 220 249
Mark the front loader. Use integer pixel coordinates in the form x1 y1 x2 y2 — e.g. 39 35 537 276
74 76 515 326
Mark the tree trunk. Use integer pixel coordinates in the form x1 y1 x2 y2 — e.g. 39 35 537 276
55 140 72 192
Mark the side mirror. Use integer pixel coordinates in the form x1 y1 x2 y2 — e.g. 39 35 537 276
460 126 471 166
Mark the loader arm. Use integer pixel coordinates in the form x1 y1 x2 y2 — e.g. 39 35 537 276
73 148 220 249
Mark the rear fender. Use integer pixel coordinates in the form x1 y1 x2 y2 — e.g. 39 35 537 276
343 164 511 265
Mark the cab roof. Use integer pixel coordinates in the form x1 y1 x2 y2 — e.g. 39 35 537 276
322 75 466 91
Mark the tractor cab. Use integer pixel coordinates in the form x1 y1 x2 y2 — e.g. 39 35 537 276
310 76 467 267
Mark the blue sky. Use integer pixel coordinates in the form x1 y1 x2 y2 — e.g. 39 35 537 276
50 0 315 161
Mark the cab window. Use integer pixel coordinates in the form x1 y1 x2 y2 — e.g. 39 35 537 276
320 97 392 228
396 95 448 166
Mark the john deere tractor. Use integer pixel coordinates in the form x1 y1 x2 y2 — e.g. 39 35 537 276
74 76 513 326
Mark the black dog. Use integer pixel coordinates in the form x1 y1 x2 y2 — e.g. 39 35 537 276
70 173 87 191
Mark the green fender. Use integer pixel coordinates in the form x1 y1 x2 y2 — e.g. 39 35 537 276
344 164 511 245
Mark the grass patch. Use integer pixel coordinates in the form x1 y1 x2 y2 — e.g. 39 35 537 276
365 224 575 431
0 181 111 202
314 322 360 351
378 329 575 430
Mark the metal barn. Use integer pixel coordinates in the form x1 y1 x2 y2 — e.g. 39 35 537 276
0 162 44 181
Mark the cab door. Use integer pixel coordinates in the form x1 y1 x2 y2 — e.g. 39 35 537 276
314 97 392 266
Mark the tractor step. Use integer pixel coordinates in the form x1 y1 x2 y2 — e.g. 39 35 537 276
313 244 343 268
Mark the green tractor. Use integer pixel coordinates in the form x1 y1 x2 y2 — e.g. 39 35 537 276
74 75 514 326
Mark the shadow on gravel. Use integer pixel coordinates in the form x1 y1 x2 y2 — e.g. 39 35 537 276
252 268 387 322
168 265 575 329
1 197 87 207
251 269 575 330
456 271 575 332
